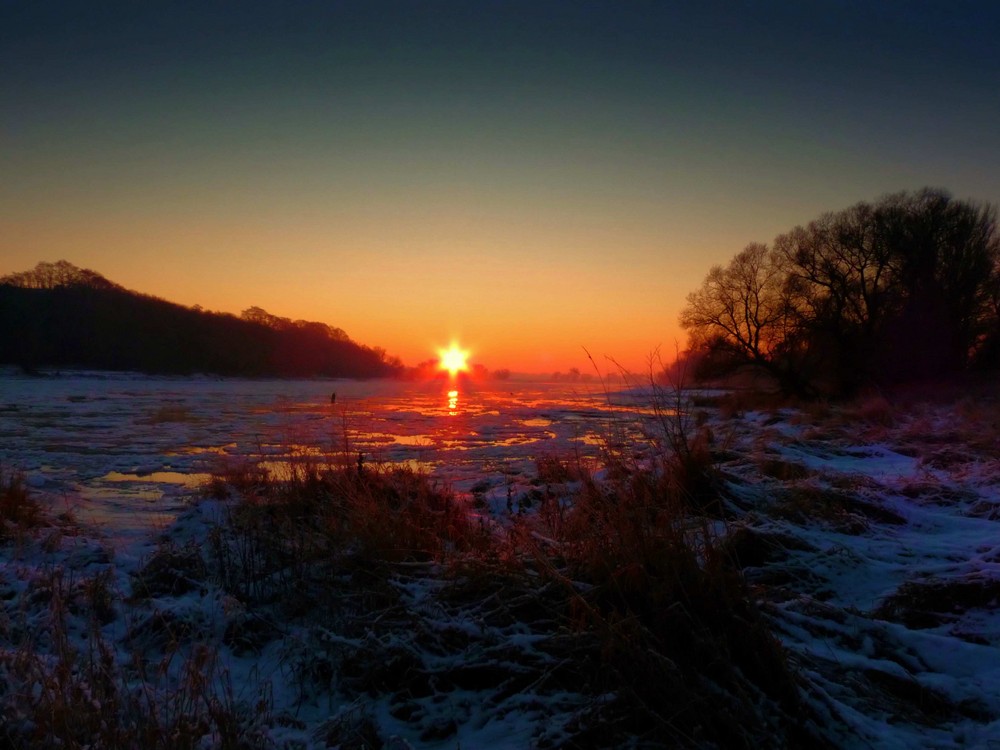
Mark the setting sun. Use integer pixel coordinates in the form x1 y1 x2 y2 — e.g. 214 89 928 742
438 343 470 377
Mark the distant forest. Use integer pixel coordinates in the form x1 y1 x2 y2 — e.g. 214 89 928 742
0 261 403 378
681 189 1000 396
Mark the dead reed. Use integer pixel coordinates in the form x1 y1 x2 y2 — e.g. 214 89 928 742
0 466 42 543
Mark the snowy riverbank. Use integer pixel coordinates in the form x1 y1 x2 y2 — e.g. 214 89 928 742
1 376 999 747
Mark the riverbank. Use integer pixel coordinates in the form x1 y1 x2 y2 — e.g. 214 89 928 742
2 384 999 747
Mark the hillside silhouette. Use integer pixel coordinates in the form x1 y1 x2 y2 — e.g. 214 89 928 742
0 261 402 378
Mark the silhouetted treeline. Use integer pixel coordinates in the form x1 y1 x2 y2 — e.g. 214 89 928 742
681 189 1000 396
0 261 403 378
396 358 511 381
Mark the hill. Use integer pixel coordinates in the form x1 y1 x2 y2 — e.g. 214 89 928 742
0 261 402 378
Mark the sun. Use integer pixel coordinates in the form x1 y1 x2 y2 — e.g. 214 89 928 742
438 343 469 377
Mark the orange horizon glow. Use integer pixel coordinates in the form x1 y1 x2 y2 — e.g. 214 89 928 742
4 5 997 382
438 343 470 377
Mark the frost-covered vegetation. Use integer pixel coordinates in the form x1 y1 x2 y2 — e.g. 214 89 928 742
2 375 1000 748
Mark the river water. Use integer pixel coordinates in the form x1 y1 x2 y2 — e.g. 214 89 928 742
0 372 663 537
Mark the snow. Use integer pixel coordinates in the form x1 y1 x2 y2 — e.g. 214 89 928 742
723 402 1000 748
2 370 1000 746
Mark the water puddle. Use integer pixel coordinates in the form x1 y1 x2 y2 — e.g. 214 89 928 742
102 471 211 487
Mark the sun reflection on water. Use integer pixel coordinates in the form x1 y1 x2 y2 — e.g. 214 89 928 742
1 378 633 537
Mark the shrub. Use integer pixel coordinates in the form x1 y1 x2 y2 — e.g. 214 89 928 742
208 461 493 609
523 462 815 747
0 466 42 542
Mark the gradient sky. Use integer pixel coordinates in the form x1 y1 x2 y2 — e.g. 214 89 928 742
3 2 999 373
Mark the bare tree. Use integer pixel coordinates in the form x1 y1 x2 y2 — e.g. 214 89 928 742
1 260 119 290
772 201 900 388
680 242 807 393
775 190 1000 383
775 202 897 338
681 189 1000 394
876 189 999 373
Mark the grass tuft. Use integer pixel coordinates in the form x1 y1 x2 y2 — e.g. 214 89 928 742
0 466 43 542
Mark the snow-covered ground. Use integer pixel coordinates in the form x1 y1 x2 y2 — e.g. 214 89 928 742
0 372 654 747
1 371 999 747
721 400 1000 748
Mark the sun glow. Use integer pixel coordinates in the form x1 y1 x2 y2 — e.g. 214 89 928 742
438 343 469 377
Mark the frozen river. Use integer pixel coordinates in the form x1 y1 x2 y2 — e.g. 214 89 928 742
0 371 654 537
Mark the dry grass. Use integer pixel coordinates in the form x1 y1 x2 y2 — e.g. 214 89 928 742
848 391 896 427
205 459 496 617
770 482 905 533
874 575 1000 630
0 565 274 750
0 474 275 749
519 462 819 747
0 466 43 544
199 425 823 747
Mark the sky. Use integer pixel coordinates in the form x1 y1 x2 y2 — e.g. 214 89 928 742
3 1 999 374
